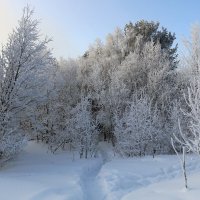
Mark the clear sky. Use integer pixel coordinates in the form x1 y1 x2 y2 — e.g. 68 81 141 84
0 0 200 59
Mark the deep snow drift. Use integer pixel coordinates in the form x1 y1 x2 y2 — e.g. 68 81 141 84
0 142 200 200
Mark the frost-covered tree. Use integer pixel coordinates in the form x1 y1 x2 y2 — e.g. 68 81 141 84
69 96 99 159
119 40 171 92
0 6 55 159
114 92 164 157
42 58 80 152
104 28 126 63
78 37 125 142
172 24 200 154
176 79 200 154
124 20 178 67
183 23 200 75
118 40 177 125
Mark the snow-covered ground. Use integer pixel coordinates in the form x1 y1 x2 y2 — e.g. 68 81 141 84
1 142 200 200
99 155 200 200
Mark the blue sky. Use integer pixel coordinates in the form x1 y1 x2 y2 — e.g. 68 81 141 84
0 0 200 58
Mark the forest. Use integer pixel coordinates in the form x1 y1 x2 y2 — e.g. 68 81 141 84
1 6 200 162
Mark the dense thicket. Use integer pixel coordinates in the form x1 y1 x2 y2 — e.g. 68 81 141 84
1 7 200 160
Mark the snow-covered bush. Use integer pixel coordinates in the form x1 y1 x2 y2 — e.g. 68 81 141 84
114 92 163 157
69 96 99 158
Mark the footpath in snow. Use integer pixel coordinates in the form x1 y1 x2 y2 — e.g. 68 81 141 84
1 141 200 200
80 142 112 200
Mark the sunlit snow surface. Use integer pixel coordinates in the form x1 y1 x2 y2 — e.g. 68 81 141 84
0 142 200 200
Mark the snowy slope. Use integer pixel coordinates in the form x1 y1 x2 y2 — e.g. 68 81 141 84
1 142 200 200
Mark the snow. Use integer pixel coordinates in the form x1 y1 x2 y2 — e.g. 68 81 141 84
99 155 200 200
122 173 200 200
1 141 200 200
122 171 200 200
0 142 93 200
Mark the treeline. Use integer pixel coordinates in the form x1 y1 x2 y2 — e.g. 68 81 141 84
0 7 199 160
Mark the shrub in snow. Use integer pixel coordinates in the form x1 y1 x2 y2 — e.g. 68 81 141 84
69 96 99 159
114 92 164 157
